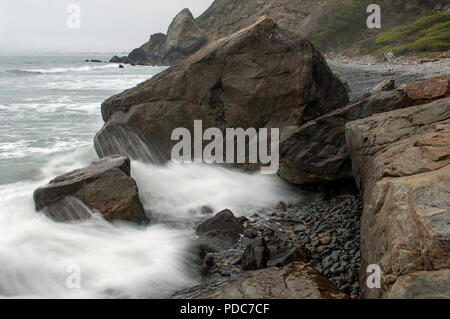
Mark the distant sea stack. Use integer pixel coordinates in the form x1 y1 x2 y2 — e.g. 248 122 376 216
110 8 207 66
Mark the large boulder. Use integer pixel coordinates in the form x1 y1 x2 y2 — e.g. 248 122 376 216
345 97 450 299
33 155 148 224
174 262 349 299
165 8 208 65
95 18 350 178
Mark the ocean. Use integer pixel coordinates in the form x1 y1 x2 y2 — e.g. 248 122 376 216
0 54 296 298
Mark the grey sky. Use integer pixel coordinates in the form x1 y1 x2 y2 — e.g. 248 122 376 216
0 0 215 53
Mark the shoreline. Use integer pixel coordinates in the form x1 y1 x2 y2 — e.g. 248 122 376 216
176 190 362 299
327 53 450 100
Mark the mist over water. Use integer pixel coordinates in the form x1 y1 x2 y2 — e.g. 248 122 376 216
0 54 299 298
133 161 298 224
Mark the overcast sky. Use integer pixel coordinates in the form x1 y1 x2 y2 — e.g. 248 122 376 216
0 0 215 53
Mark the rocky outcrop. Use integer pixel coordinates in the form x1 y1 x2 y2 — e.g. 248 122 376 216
279 88 413 184
110 56 128 63
345 96 450 298
196 0 334 39
113 9 207 66
174 262 348 299
127 48 149 65
164 9 208 65
279 75 450 185
33 155 148 224
95 18 350 180
139 33 167 65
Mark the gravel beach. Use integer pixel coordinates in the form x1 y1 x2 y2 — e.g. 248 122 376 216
327 54 450 100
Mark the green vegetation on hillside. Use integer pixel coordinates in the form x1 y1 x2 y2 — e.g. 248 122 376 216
368 12 450 55
309 0 373 51
309 0 449 56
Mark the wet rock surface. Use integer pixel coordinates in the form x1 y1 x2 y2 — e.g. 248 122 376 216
185 193 362 299
196 209 245 251
33 155 148 224
175 262 349 299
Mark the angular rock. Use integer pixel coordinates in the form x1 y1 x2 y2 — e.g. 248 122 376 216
345 97 450 299
196 209 244 250
279 89 411 184
404 74 450 102
174 262 349 299
110 56 128 63
196 209 244 235
240 238 270 271
113 9 207 66
95 18 350 176
127 48 149 65
33 155 148 224
268 246 312 267
279 75 450 184
274 201 286 211
388 269 450 299
140 33 168 65
370 78 395 95
165 8 207 65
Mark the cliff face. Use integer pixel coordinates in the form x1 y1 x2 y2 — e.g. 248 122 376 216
165 9 208 63
113 0 448 65
113 8 207 66
196 0 335 39
197 0 449 56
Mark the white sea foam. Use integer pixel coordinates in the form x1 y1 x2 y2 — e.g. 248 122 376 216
0 150 196 298
23 64 119 74
0 147 299 298
133 161 299 220
0 139 93 159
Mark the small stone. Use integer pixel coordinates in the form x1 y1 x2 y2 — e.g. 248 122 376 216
319 236 332 245
294 224 307 233
275 201 287 212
